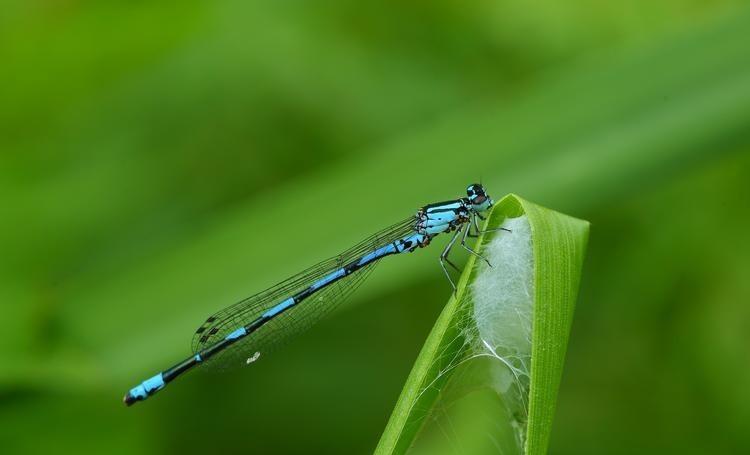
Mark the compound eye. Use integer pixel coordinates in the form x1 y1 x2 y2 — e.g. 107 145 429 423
468 184 483 195
473 195 487 205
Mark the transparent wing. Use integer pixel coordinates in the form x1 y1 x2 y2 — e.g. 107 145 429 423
191 215 417 369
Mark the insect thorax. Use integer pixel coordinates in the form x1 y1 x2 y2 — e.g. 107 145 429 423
415 199 471 236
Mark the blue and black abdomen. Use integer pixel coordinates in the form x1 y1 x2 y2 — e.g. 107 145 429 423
189 216 426 370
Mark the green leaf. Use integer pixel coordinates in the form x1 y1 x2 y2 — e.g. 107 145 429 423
376 195 589 454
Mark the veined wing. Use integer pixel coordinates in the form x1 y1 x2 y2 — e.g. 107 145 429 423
190 215 417 368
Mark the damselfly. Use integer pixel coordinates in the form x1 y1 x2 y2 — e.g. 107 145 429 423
123 183 506 405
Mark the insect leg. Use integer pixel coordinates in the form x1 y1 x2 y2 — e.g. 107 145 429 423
468 213 511 237
440 226 463 293
461 220 492 267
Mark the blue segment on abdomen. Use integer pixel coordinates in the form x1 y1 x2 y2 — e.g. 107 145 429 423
263 297 295 318
225 326 247 340
356 243 397 266
128 373 165 400
310 268 346 290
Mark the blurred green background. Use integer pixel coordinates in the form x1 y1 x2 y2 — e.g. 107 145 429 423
2 1 750 454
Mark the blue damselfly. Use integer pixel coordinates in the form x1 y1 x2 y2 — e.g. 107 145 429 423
123 184 505 405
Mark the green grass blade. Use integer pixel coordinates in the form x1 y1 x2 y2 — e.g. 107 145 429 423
376 195 589 454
